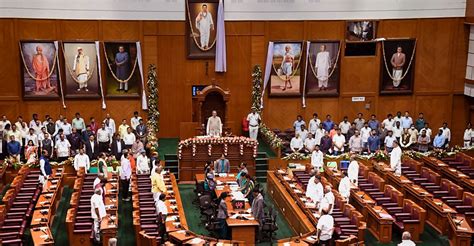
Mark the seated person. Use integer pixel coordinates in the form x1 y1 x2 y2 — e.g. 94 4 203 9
214 154 230 174
290 133 304 153
304 133 317 153
204 172 217 192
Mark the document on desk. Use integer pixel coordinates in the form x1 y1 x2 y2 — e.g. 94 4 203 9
231 191 245 200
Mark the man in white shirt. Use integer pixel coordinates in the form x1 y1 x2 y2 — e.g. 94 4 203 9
339 116 351 139
136 151 150 174
155 193 168 218
401 111 413 129
74 148 90 173
206 110 222 137
311 146 324 170
332 129 345 155
97 123 112 153
382 114 395 131
353 113 365 131
314 125 325 146
293 115 306 133
55 134 71 162
60 119 73 136
120 152 132 201
123 127 136 149
319 185 335 214
306 175 324 208
360 123 371 148
299 125 309 141
25 128 38 146
29 113 40 129
246 109 261 140
398 231 416 246
384 131 396 152
394 111 403 125
55 115 64 132
308 113 321 135
348 130 363 153
0 115 11 132
304 133 317 153
390 141 402 176
421 123 432 138
316 208 334 245
93 173 105 189
393 121 403 140
91 188 107 242
130 111 142 130
463 123 473 148
104 113 116 135
439 122 451 147
347 156 359 185
338 171 351 201
290 133 304 153
118 119 130 139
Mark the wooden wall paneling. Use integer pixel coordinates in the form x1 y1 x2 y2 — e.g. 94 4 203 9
0 101 20 120
339 96 376 122
451 19 469 93
414 19 458 92
415 94 452 131
59 20 99 40
0 20 19 97
377 96 414 119
340 55 380 94
451 95 470 144
101 21 140 40
376 19 419 38
306 21 345 40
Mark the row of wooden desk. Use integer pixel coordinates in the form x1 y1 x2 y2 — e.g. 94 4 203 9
422 155 474 193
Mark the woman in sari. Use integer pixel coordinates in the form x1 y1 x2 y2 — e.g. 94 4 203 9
25 140 38 164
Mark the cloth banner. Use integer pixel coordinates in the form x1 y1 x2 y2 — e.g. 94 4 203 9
54 41 66 109
302 41 310 108
95 41 106 109
261 41 274 109
215 0 227 72
136 42 148 110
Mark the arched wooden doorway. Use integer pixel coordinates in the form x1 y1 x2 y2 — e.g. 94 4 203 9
192 84 230 134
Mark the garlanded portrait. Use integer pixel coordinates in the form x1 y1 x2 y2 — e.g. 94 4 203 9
20 41 60 99
103 42 141 98
305 40 341 96
62 42 100 98
269 42 303 97
380 39 417 95
346 21 376 41
186 0 219 59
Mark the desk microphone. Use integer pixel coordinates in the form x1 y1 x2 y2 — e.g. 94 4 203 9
455 219 464 226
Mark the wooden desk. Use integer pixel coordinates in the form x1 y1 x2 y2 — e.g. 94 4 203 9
30 227 54 245
424 198 457 234
366 206 394 244
350 190 376 218
403 183 433 207
447 214 474 246
196 173 259 245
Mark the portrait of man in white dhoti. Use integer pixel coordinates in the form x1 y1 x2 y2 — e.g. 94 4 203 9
315 45 331 91
390 46 406 88
72 47 90 91
280 45 295 91
195 4 214 49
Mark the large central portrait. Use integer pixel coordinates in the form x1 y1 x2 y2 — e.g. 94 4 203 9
305 40 341 96
269 41 304 97
186 0 219 59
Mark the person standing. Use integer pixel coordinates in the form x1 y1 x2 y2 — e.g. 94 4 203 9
353 113 365 131
348 130 363 154
322 115 334 133
309 113 321 136
280 45 294 91
290 133 304 153
216 192 229 239
311 146 324 171
136 151 150 174
415 113 425 131
32 45 52 92
247 108 261 140
55 134 71 162
118 119 130 139
433 129 446 149
214 154 230 174
320 186 335 214
417 130 430 152
439 122 451 148
123 128 136 150
251 189 265 224
151 166 166 201
85 135 99 161
339 116 351 140
306 175 324 208
463 123 473 148
315 208 334 246
115 46 130 92
338 171 351 201
315 44 331 90
195 4 214 49
398 231 416 246
120 152 132 201
367 129 381 153
72 113 86 132
74 148 90 173
104 114 116 135
206 110 222 137
382 114 395 131
39 150 52 184
135 119 148 143
110 134 125 161
72 47 90 91
130 111 142 131
347 156 359 185
390 141 402 176
332 129 345 155
390 46 406 87
97 123 111 153
401 111 413 129
91 188 106 242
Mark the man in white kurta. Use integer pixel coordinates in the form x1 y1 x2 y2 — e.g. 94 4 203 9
247 109 260 140
304 133 317 153
311 146 324 170
464 123 473 148
315 45 331 89
74 148 90 173
206 111 222 137
195 4 214 49
347 156 359 185
319 186 335 214
91 189 106 242
390 141 402 176
72 47 90 91
338 172 351 201
290 134 304 153
306 175 324 208
136 151 150 174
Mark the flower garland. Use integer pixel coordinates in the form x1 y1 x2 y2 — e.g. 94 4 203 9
251 65 263 113
282 152 311 161
259 123 283 149
146 64 160 156
178 136 258 159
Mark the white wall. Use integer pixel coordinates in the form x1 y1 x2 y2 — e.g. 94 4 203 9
0 0 466 20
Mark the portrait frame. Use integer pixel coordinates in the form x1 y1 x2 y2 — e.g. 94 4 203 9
61 41 101 99
186 0 219 59
269 41 304 97
345 20 377 42
379 38 417 95
305 40 341 97
103 41 142 99
19 40 61 100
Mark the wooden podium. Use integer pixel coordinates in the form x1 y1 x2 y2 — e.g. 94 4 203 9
178 137 257 181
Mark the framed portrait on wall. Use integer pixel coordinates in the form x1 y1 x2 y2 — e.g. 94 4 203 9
269 41 304 97
19 40 60 99
186 0 219 59
346 20 376 42
305 40 341 97
103 41 141 98
62 41 100 98
379 38 417 95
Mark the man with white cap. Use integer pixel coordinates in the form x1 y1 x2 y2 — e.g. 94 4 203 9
72 46 90 91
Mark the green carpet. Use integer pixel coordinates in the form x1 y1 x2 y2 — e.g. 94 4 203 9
51 186 73 245
178 183 295 244
364 224 449 245
257 139 277 158
158 138 179 160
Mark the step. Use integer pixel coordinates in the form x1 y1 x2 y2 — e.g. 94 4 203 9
164 154 178 161
256 176 267 183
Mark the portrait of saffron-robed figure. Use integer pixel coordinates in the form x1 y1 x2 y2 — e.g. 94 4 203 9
20 41 60 99
270 42 303 97
380 39 417 95
305 40 341 96
62 42 100 98
186 0 219 59
103 42 141 98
